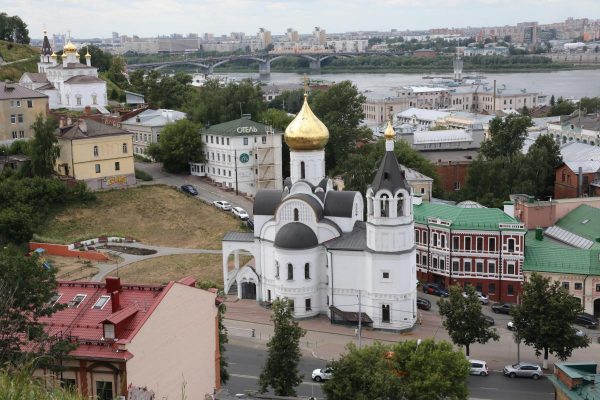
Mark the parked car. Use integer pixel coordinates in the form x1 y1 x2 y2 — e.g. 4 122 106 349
180 184 198 196
503 362 542 379
507 320 515 331
417 297 431 311
469 359 489 376
422 283 449 297
312 367 333 382
491 302 516 314
482 314 495 327
213 200 232 211
576 313 599 329
574 328 585 337
463 291 489 305
246 219 254 230
232 206 250 220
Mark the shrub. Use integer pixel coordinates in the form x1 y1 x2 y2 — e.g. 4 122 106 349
135 168 153 181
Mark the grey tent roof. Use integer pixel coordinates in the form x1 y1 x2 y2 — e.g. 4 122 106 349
253 189 284 215
324 191 359 218
370 150 411 194
41 33 52 56
286 193 324 220
274 223 319 249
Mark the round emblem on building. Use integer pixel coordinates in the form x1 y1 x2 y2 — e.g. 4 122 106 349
239 153 250 163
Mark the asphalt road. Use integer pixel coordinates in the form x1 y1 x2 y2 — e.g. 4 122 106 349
223 340 554 400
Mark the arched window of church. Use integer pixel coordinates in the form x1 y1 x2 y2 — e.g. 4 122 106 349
293 208 299 221
92 94 97 105
275 261 280 279
75 95 82 106
382 304 391 323
287 263 293 280
300 162 306 179
93 145 99 157
380 194 389 217
122 143 128 154
397 193 404 217
304 263 310 279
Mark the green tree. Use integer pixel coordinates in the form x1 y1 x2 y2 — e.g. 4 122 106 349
146 119 203 174
520 105 530 116
438 285 500 357
0 246 69 365
29 114 59 178
323 339 470 400
78 45 112 72
258 108 293 131
579 97 600 114
106 55 129 88
549 98 576 117
310 81 370 169
525 135 562 199
550 94 556 107
258 298 306 396
511 273 588 369
0 367 84 400
268 89 304 113
480 115 532 162
185 79 266 125
0 13 30 44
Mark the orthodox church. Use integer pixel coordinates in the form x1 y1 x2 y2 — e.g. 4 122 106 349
19 31 107 111
222 94 418 331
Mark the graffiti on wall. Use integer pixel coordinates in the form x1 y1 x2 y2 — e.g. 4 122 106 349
103 175 128 186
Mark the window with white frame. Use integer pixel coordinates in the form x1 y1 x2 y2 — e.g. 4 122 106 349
488 261 496 274
93 295 110 310
507 263 515 275
476 261 483 273
464 260 471 272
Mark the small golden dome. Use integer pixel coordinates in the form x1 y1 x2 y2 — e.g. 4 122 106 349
85 50 91 58
384 120 395 140
284 95 329 151
63 40 77 53
51 52 57 58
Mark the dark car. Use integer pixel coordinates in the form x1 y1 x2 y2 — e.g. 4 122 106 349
417 297 431 311
422 283 449 297
246 219 254 230
181 184 198 196
576 313 599 329
491 302 516 314
483 314 495 327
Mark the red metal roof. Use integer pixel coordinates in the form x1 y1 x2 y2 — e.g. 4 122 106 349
40 278 172 361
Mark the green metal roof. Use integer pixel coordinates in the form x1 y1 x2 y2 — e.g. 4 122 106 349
555 205 600 249
202 118 274 137
548 363 600 400
413 202 523 231
523 230 600 275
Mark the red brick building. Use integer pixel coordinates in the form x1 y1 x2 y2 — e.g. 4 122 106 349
414 201 526 302
435 161 471 192
555 162 600 199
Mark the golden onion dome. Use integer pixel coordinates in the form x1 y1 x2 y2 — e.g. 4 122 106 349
51 52 57 58
85 50 91 58
284 94 329 151
63 40 77 53
384 120 395 140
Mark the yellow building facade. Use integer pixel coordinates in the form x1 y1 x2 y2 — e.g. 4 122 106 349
0 82 48 144
55 119 135 190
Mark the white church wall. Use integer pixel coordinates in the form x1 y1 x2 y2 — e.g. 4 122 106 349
316 222 341 243
254 215 272 238
290 150 326 186
366 221 415 253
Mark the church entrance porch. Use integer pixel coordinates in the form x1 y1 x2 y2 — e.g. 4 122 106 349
241 282 257 299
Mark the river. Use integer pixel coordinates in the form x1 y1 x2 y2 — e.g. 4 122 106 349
220 70 600 100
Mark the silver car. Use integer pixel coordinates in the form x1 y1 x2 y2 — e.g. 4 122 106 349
503 362 542 379
312 367 333 382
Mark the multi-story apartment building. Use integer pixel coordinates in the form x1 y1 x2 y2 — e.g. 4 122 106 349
448 84 538 113
414 200 526 302
0 82 48 144
190 116 283 197
120 108 186 157
54 119 135 190
553 142 600 199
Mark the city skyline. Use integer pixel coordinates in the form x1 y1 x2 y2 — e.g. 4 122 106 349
6 0 600 39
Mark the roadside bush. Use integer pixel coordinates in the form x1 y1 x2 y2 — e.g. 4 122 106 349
135 168 153 181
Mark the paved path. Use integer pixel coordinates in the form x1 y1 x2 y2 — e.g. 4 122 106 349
91 242 221 282
134 162 255 217
224 296 600 371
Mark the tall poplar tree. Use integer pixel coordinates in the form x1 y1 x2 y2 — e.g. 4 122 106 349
258 298 306 396
29 114 59 178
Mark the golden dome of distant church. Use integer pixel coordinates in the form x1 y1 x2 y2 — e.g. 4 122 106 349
63 40 77 54
284 94 329 151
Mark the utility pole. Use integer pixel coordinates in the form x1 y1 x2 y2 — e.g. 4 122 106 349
357 290 362 348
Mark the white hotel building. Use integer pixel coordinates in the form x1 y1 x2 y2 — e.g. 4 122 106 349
190 117 283 197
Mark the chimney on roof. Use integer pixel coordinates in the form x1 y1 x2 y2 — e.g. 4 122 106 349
106 276 122 294
578 166 584 197
78 119 87 133
66 117 72 126
110 291 121 313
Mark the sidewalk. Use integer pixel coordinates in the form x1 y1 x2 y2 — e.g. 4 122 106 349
224 297 600 371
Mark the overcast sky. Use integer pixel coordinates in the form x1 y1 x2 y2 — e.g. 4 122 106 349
6 0 600 39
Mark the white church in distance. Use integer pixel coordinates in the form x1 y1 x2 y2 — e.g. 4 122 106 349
19 31 107 111
223 94 418 331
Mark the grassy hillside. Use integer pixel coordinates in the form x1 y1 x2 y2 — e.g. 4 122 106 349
0 40 39 81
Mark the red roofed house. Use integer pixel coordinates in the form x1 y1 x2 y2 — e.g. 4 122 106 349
35 276 220 400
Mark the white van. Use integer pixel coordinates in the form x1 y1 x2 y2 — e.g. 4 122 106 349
469 359 489 376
